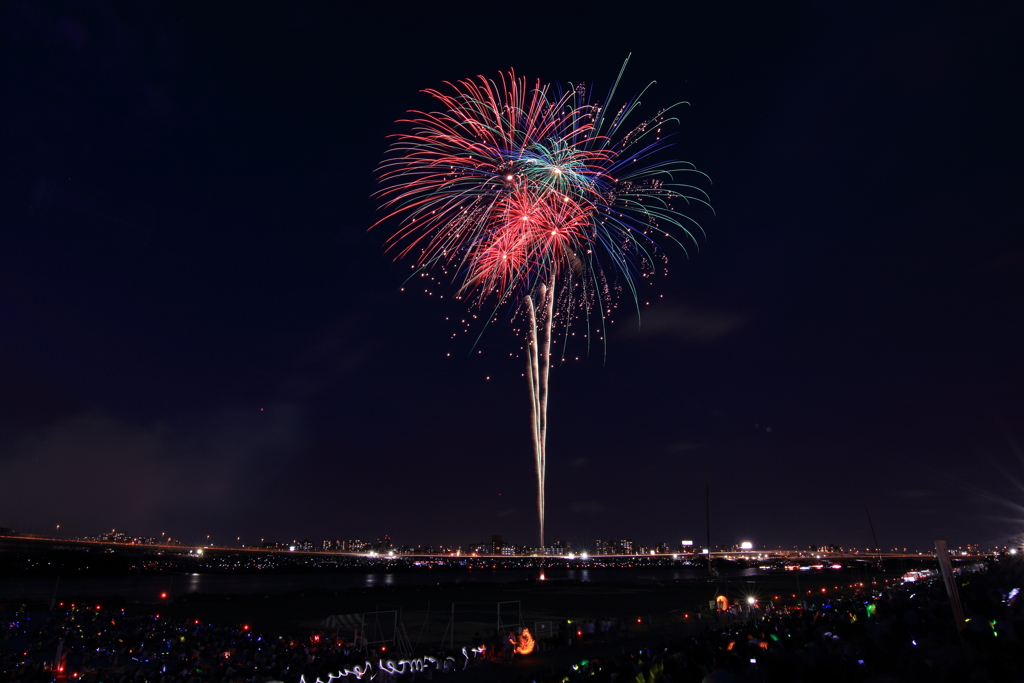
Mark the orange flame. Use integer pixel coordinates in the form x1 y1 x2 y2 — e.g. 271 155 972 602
515 627 535 655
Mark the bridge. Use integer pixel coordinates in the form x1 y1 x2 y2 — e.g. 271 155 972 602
0 533 971 562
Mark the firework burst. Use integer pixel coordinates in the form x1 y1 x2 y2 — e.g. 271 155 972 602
375 60 711 547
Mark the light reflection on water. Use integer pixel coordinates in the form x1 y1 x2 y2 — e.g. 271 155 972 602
363 574 395 587
0 565 762 602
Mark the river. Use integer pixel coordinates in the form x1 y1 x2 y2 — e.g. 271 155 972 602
0 565 771 602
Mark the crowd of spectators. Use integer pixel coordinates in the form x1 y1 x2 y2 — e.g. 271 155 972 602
548 557 1024 682
0 604 365 683
3 556 1023 683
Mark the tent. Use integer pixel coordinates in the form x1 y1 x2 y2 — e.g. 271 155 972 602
322 614 364 629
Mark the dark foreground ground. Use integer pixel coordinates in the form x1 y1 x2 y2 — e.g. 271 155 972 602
130 569 894 637
134 570 896 682
13 566 1008 683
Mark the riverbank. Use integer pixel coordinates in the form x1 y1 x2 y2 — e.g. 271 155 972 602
123 570 896 635
0 567 935 683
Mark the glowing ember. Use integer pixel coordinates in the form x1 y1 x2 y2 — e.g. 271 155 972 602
515 628 535 655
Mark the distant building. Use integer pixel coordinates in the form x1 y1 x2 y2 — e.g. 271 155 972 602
540 540 571 556
468 541 490 554
84 531 157 545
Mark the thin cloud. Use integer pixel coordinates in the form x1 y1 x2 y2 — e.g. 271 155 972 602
618 303 749 344
568 500 607 515
282 320 374 398
889 489 937 498
0 405 306 538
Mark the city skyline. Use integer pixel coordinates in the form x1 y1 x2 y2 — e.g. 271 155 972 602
0 525 1005 559
1 2 1022 551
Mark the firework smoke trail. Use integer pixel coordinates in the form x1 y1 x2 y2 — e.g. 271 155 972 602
464 189 587 546
375 61 710 547
525 280 554 547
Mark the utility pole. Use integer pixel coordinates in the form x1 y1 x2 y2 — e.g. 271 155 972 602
706 467 713 578
864 505 883 568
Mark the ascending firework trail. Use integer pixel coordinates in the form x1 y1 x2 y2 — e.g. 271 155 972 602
374 57 711 548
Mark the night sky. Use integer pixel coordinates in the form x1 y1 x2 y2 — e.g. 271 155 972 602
1 2 1022 552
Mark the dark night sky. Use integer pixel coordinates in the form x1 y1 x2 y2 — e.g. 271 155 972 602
1 1 1022 552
